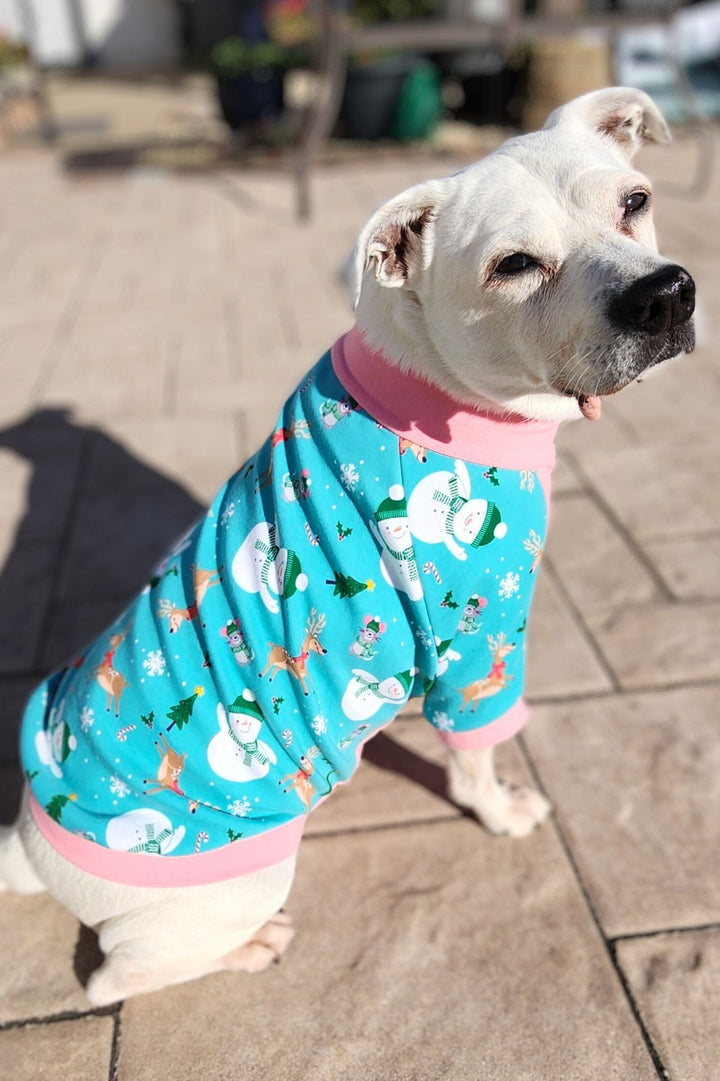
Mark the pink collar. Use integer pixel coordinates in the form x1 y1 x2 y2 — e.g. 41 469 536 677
331 326 559 472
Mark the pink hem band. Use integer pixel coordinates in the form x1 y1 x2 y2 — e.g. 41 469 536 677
438 699 529 749
29 793 305 887
332 327 559 472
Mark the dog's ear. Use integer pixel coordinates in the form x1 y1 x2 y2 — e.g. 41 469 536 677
353 180 447 304
543 87 671 161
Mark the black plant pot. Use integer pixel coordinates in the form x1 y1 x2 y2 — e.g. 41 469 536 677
341 54 421 141
216 68 284 130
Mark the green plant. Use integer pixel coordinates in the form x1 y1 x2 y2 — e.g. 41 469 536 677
210 36 301 75
352 0 438 25
0 35 29 69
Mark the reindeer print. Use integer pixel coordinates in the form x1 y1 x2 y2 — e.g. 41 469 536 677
278 747 321 809
144 734 187 796
157 565 222 634
256 420 311 489
523 530 544 574
260 609 327 696
458 634 516 712
93 626 131 717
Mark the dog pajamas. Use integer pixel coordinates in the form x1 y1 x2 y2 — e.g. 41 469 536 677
20 327 559 886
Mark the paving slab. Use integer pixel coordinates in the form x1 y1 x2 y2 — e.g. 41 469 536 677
616 928 720 1081
524 685 720 937
0 892 89 1022
0 1015 114 1081
0 546 55 675
545 493 660 611
642 534 720 601
575 439 720 543
0 676 36 763
117 819 657 1081
584 599 720 690
39 598 132 673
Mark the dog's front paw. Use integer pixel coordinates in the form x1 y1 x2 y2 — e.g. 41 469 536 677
475 782 551 838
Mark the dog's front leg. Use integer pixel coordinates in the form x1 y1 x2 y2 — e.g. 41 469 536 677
446 745 551 838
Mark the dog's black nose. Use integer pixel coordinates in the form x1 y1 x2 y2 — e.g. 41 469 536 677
610 265 695 335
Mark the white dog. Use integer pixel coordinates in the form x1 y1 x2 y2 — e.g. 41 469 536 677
0 89 695 1006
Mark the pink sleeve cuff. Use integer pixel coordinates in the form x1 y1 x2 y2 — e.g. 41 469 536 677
437 699 529 749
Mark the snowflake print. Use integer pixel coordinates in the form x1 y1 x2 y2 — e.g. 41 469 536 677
520 470 535 493
498 572 520 599
339 463 360 492
109 775 130 798
79 706 95 732
142 650 166 677
432 711 454 733
228 797 252 818
312 714 328 736
415 627 434 649
220 502 236 527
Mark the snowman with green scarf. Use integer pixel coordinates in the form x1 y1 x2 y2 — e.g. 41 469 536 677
369 485 422 601
207 690 277 783
232 521 308 615
341 666 418 722
407 459 507 560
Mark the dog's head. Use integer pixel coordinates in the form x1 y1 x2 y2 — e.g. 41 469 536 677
354 87 695 423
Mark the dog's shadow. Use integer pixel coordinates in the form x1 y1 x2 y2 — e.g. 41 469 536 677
0 408 446 825
0 407 205 823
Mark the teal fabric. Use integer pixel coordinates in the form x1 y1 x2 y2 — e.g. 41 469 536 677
20 350 547 859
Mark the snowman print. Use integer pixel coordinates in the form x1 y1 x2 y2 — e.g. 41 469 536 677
369 485 423 601
231 521 308 615
341 667 417 722
207 692 277 783
408 460 507 560
34 699 77 779
105 808 185 855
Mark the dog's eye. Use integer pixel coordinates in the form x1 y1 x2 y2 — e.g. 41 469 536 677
624 191 649 216
495 253 537 275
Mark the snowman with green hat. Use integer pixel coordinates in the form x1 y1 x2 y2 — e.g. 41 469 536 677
341 666 418 722
407 459 507 561
34 699 78 779
232 521 308 616
369 485 422 601
207 690 277 782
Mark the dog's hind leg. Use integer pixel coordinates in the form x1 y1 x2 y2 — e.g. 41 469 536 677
0 822 47 894
86 909 296 1006
221 910 295 973
85 856 298 1006
446 745 551 838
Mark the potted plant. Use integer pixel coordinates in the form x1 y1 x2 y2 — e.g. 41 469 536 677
211 36 297 132
341 0 442 141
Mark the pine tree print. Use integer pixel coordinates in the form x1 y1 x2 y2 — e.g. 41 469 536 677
166 686 205 732
45 793 76 823
326 572 375 599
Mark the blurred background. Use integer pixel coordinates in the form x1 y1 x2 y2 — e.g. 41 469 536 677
1 0 719 196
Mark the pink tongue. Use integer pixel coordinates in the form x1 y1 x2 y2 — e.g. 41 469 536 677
579 394 602 421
